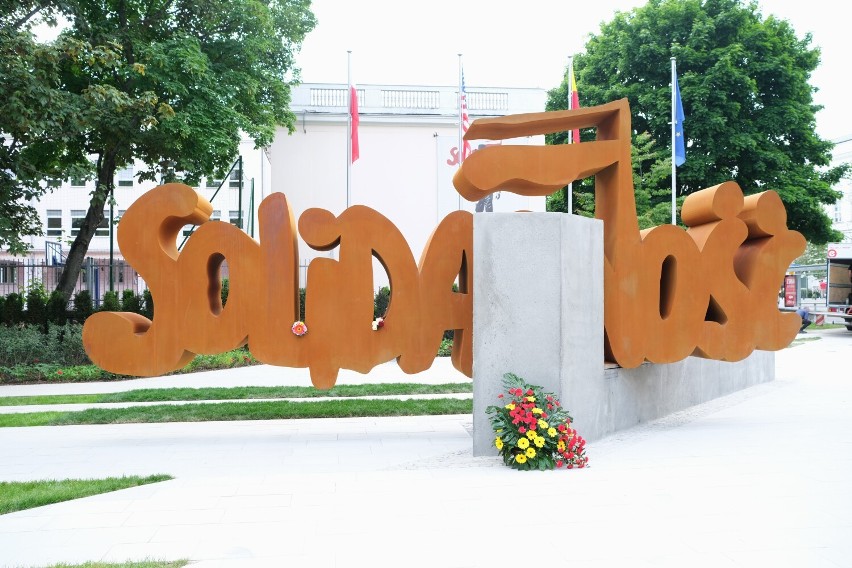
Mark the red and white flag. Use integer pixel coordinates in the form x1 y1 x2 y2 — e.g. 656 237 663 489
350 85 360 163
460 70 472 161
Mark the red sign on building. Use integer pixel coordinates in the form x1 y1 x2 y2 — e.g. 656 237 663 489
784 275 797 308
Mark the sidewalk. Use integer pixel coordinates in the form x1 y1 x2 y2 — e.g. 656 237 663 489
0 329 850 568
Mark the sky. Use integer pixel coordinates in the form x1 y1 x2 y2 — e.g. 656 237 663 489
294 0 852 143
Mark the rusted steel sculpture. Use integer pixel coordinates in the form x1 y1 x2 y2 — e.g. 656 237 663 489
455 98 804 367
82 186 471 388
84 98 803 384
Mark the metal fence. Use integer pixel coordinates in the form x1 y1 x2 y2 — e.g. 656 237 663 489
0 258 144 307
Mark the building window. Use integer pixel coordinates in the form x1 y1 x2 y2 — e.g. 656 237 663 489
229 169 241 189
71 210 110 237
46 179 61 188
71 210 85 236
46 210 62 237
0 265 16 284
96 209 109 237
834 204 842 222
117 166 134 187
70 177 87 187
211 210 221 221
229 210 241 227
206 177 222 189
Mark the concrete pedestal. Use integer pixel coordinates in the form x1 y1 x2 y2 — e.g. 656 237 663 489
472 212 775 456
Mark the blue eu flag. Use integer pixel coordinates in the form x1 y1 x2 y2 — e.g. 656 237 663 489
674 73 686 167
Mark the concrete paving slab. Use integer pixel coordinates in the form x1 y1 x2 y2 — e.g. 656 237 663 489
0 328 849 567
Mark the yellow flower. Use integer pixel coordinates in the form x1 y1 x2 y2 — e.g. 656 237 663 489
525 447 536 458
538 420 548 429
557 441 566 452
548 427 557 438
515 453 527 464
525 396 536 402
534 436 545 448
517 437 530 449
532 407 543 415
505 403 516 410
526 430 537 440
495 437 504 450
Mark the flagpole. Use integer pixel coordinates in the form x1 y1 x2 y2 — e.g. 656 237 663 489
457 53 463 211
347 50 352 209
671 56 677 226
567 55 574 215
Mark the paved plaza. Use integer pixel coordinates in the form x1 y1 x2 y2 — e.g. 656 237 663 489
0 330 850 567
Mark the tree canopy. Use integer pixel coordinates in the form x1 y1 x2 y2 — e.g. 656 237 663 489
1 0 316 298
546 0 846 243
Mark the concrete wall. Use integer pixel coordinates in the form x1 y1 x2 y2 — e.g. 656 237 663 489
472 212 775 456
472 212 603 456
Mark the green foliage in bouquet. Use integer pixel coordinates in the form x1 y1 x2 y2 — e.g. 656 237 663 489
486 373 589 471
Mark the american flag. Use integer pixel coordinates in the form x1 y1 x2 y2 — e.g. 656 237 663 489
460 70 472 161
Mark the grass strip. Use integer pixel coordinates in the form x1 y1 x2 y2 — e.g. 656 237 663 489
0 382 473 407
0 398 473 428
44 561 187 568
0 475 172 515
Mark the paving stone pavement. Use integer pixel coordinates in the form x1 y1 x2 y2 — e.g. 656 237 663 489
0 331 850 568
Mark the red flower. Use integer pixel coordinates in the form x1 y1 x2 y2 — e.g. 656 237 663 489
526 389 533 396
518 426 526 434
56 370 63 375
556 460 564 468
497 394 504 398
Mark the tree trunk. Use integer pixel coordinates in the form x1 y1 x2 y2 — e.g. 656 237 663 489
55 152 117 302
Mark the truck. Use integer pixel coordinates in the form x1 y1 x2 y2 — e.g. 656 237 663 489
826 242 852 330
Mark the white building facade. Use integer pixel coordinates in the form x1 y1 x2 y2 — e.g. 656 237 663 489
3 82 547 296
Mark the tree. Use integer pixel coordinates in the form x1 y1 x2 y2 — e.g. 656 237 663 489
6 0 315 300
0 2 93 254
546 0 846 243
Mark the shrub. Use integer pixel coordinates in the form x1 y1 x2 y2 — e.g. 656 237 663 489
121 289 143 314
299 287 306 321
142 289 154 319
220 278 229 307
437 338 453 357
46 291 68 325
0 323 88 367
374 286 390 319
100 291 121 312
2 293 25 325
25 283 48 326
73 290 94 322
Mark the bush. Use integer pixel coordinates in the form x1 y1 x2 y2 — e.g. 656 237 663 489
221 278 229 307
437 338 453 357
142 289 154 319
299 287 306 321
374 286 390 319
25 283 48 326
121 289 143 314
2 293 25 325
0 323 88 367
73 290 94 322
46 291 68 325
100 291 121 312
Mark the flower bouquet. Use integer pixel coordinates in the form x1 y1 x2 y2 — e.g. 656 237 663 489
486 372 588 471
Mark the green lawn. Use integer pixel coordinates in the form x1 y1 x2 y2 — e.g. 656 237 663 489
0 475 172 515
0 398 473 428
0 382 472 407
